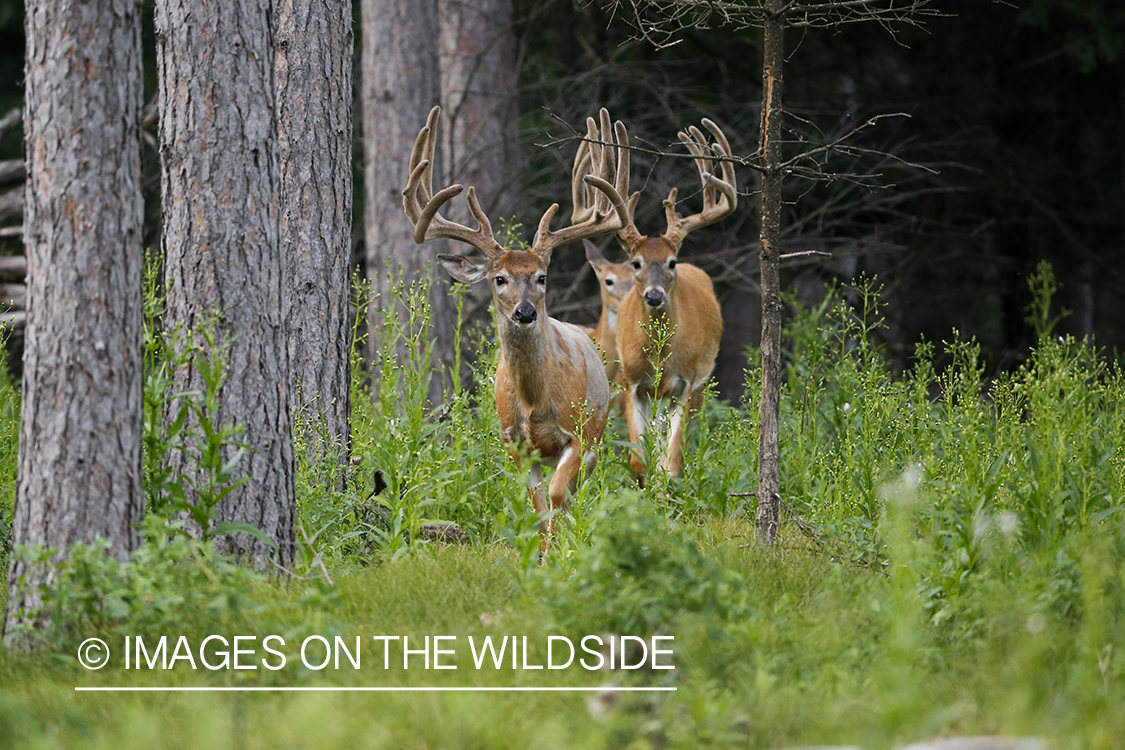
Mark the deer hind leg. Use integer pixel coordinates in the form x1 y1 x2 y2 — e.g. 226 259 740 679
581 448 598 487
625 383 653 488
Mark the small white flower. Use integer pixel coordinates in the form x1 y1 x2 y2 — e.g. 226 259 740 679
997 511 1020 537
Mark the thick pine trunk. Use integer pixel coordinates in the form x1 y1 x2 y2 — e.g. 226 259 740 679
362 0 455 406
4 0 144 647
756 6 785 546
276 0 354 481
156 0 295 569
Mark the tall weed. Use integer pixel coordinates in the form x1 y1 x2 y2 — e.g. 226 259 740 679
0 328 17 560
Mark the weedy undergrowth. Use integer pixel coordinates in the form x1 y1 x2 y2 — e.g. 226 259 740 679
530 490 747 634
141 260 268 548
0 326 17 560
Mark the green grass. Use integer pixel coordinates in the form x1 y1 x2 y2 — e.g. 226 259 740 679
0 267 1123 749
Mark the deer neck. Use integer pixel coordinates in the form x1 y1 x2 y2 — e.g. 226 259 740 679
498 317 554 408
596 305 618 350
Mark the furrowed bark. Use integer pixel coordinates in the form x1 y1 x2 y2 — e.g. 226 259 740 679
156 0 296 569
277 0 354 484
4 0 144 647
362 0 455 406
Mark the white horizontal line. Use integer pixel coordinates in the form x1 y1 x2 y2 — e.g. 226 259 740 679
75 686 676 693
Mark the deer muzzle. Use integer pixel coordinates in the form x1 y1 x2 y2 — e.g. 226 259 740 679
512 301 538 324
643 288 667 309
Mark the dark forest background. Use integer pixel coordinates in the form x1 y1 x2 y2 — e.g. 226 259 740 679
0 0 1122 400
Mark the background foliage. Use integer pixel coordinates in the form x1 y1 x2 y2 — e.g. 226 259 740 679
3 0 1125 397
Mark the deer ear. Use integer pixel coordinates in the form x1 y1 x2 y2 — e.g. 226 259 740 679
438 254 490 285
583 239 606 267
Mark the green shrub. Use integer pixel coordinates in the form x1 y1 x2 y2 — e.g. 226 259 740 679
533 491 746 634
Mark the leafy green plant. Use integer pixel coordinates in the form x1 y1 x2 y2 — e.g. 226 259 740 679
141 258 267 548
1024 260 1070 340
533 491 746 634
5 516 267 653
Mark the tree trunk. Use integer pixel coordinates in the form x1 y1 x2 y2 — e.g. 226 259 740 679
361 0 454 406
4 0 144 647
437 0 519 390
438 0 520 221
755 4 785 546
276 0 354 482
156 0 295 569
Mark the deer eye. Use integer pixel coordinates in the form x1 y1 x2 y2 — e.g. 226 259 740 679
537 275 547 285
605 279 614 287
668 259 678 269
494 276 506 287
631 260 641 270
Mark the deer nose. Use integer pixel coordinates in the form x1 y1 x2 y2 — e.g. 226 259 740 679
643 289 666 309
512 302 537 324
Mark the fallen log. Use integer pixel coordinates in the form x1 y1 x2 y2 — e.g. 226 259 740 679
0 255 26 281
0 282 25 309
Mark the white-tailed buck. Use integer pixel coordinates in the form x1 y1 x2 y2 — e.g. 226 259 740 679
582 239 635 387
608 117 737 488
402 106 632 555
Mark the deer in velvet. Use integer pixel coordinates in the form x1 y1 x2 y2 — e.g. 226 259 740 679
402 106 632 555
607 118 738 488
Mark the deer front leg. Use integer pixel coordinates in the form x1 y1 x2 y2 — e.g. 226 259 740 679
510 445 551 556
549 444 582 514
662 378 692 479
625 382 653 488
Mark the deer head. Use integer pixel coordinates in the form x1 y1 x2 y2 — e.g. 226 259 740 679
403 106 632 322
613 118 738 312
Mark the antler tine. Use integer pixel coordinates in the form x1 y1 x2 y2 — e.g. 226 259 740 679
570 116 601 225
570 139 592 224
701 117 737 196
614 120 632 204
663 187 679 235
590 108 615 215
407 106 440 185
539 109 633 257
614 118 645 249
664 118 739 248
401 106 506 259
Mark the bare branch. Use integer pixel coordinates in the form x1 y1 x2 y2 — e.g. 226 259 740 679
0 108 20 140
597 0 942 47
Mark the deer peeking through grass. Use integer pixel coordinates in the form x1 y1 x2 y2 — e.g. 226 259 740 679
582 239 635 392
402 106 632 556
